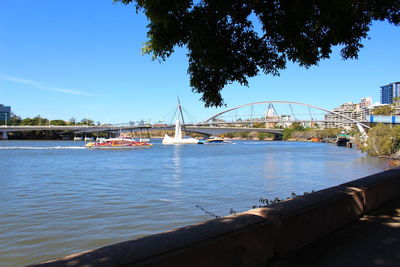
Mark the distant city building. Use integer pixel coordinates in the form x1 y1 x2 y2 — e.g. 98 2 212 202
325 98 372 130
360 97 373 109
380 82 400 104
0 104 11 123
359 97 373 120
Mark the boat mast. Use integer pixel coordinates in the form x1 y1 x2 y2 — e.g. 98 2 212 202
177 97 187 133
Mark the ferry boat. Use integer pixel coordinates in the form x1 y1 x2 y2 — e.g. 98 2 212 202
85 137 152 149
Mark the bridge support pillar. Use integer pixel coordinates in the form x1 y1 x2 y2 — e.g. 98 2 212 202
356 123 368 140
1 131 8 140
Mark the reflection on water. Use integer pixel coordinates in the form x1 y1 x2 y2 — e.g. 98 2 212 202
0 140 390 266
172 145 182 184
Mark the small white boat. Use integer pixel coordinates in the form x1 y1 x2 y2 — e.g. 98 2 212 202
204 137 232 144
73 137 83 141
84 137 94 141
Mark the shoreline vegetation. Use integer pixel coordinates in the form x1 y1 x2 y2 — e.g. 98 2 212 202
3 114 400 160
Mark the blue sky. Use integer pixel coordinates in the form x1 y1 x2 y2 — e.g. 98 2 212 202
1 0 400 124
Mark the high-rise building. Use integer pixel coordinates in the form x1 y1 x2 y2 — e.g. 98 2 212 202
0 104 11 123
380 82 400 104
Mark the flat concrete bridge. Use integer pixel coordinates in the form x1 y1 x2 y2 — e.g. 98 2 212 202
0 125 155 139
0 124 283 140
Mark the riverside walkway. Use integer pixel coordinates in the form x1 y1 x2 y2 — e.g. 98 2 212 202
268 197 400 267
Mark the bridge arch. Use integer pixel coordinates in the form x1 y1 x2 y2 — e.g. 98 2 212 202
201 101 370 137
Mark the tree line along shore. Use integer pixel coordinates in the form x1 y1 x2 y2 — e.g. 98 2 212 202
3 115 399 158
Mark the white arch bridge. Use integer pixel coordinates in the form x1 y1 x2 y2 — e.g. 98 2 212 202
185 101 370 138
0 101 370 139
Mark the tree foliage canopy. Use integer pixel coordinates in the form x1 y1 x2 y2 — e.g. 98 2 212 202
373 105 394 115
362 124 400 156
116 0 400 107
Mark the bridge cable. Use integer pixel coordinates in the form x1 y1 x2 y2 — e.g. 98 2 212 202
182 107 198 124
169 108 178 126
161 106 178 124
289 104 297 121
250 105 254 127
308 106 313 121
266 103 279 121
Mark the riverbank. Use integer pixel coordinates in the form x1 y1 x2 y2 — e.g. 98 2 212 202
379 151 400 165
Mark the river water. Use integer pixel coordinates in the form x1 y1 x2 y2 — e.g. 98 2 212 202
0 140 391 266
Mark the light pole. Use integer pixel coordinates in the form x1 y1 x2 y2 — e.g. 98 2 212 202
5 113 7 126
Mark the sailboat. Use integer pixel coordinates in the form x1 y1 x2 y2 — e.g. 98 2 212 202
162 100 200 145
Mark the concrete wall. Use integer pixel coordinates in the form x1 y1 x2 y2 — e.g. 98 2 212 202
30 168 400 267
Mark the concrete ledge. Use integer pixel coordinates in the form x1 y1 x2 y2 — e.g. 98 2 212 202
248 185 365 255
30 168 400 267
342 168 400 211
30 214 274 267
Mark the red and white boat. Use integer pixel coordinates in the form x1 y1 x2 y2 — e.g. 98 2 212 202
85 137 152 149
